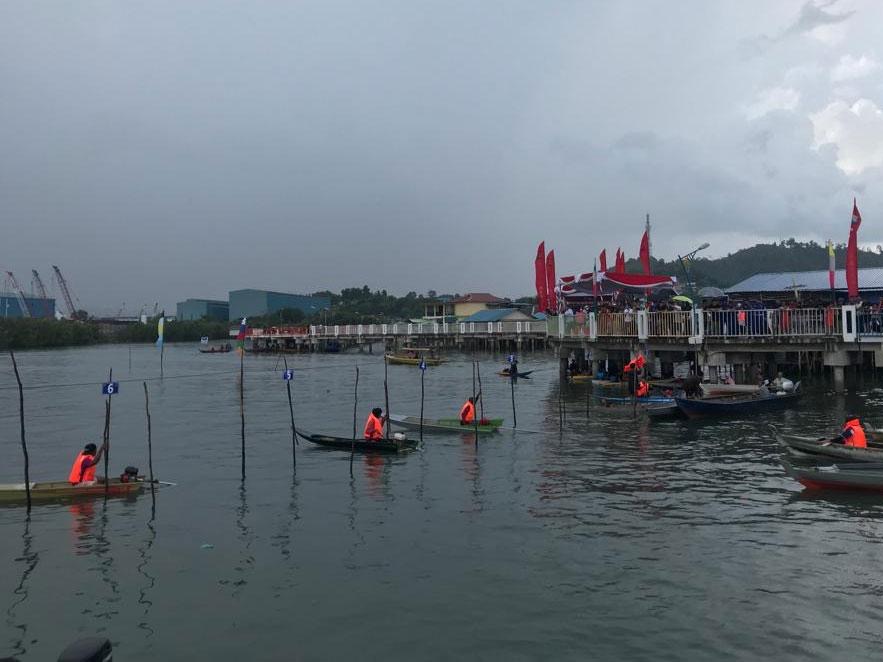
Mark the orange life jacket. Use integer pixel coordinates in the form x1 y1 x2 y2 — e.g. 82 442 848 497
843 419 867 448
636 381 650 397
68 452 97 485
460 401 475 424
363 413 384 440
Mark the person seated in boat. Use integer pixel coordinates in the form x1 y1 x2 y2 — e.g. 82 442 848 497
363 407 386 441
460 397 476 425
833 414 867 448
636 380 650 398
68 442 106 486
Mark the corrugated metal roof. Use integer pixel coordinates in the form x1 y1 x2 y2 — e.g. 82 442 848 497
450 292 507 304
727 268 883 293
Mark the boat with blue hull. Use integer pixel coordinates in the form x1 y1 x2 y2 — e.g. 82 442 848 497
675 385 800 418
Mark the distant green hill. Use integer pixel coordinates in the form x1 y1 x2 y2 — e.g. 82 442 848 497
627 239 883 289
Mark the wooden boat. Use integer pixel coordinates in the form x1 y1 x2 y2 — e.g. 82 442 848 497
782 458 883 492
299 431 417 453
699 383 760 398
498 369 533 379
388 414 502 434
385 351 445 366
675 386 801 418
777 432 883 463
597 395 675 407
0 478 146 504
200 345 232 354
568 374 591 384
645 402 682 419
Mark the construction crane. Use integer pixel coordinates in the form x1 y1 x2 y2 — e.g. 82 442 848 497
31 269 53 318
4 271 32 317
51 265 78 319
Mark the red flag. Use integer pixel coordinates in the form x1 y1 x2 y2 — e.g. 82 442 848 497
846 198 862 300
534 241 547 311
592 259 598 303
599 249 607 272
615 249 625 273
546 250 557 311
639 230 651 275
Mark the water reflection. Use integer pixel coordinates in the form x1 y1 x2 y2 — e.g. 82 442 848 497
136 518 157 638
5 516 39 658
222 482 254 596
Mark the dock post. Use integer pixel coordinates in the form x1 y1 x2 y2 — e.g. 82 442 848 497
833 365 845 393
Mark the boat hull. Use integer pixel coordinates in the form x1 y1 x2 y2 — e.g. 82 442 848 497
777 433 883 462
385 354 445 366
301 432 417 453
498 371 533 379
782 459 883 492
0 478 146 504
675 392 799 418
699 383 760 398
388 414 502 434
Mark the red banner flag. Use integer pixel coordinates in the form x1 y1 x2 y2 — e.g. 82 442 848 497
599 249 607 272
615 248 625 273
546 250 557 312
534 241 547 312
639 230 651 275
846 199 862 300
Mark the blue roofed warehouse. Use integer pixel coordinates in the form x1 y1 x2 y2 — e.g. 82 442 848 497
229 289 330 321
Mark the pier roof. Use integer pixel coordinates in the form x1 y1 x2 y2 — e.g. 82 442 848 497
727 268 883 294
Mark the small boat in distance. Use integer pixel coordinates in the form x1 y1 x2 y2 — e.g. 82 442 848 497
498 368 533 379
388 414 503 434
0 477 146 504
200 343 232 354
698 383 760 398
385 346 445 366
299 431 418 453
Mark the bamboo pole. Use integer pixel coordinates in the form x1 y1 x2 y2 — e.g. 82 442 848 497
472 361 479 447
383 355 391 440
351 366 359 475
103 367 113 498
420 362 425 443
476 361 485 422
143 382 155 508
240 350 245 480
284 356 296 471
510 364 517 429
9 351 30 512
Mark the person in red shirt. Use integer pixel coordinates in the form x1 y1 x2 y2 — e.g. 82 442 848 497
68 442 105 485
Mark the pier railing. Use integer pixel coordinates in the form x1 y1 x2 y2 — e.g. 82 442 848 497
305 320 548 338
545 306 863 343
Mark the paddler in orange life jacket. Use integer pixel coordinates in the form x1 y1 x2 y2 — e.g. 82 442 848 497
363 407 386 441
68 442 105 485
636 380 650 398
833 414 867 448
460 397 476 425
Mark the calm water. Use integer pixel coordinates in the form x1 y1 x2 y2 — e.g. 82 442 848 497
2 344 883 660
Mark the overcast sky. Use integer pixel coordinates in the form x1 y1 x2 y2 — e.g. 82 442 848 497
2 0 883 314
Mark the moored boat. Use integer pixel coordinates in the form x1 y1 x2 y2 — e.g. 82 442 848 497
498 369 533 379
645 402 683 419
385 349 445 366
777 432 883 462
0 478 146 504
388 414 502 434
299 431 418 453
568 374 591 384
699 383 760 398
675 386 800 418
782 458 883 492
200 344 232 354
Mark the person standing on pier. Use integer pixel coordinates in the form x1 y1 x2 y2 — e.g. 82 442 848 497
363 407 386 441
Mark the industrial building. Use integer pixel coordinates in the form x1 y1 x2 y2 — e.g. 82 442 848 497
0 291 56 318
228 289 330 320
176 298 230 321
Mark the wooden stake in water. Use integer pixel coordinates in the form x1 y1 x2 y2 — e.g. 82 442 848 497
510 369 517 429
419 360 426 443
383 355 391 440
472 361 479 447
103 367 113 498
476 361 485 422
284 356 296 471
143 382 155 507
239 350 245 480
9 351 31 512
351 366 359 475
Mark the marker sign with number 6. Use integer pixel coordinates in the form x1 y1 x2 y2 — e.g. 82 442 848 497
102 382 119 396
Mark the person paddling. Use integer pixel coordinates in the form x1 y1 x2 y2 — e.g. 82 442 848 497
459 397 476 426
363 407 386 441
828 414 868 448
68 442 105 486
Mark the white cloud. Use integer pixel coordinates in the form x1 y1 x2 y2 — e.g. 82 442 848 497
744 87 801 120
810 98 883 174
831 54 880 81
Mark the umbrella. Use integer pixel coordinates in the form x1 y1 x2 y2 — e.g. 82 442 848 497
697 286 726 299
671 295 693 304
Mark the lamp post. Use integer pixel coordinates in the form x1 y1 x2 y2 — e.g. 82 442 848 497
677 242 710 297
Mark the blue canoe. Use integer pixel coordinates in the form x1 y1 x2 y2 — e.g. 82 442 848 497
675 388 800 418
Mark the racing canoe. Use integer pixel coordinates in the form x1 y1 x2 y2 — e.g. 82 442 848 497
299 431 417 453
388 414 502 434
0 478 146 504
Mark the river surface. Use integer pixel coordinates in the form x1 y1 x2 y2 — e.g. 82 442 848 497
2 344 883 660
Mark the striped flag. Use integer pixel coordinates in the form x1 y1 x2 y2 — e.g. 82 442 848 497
155 314 165 348
827 239 835 291
236 317 248 355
